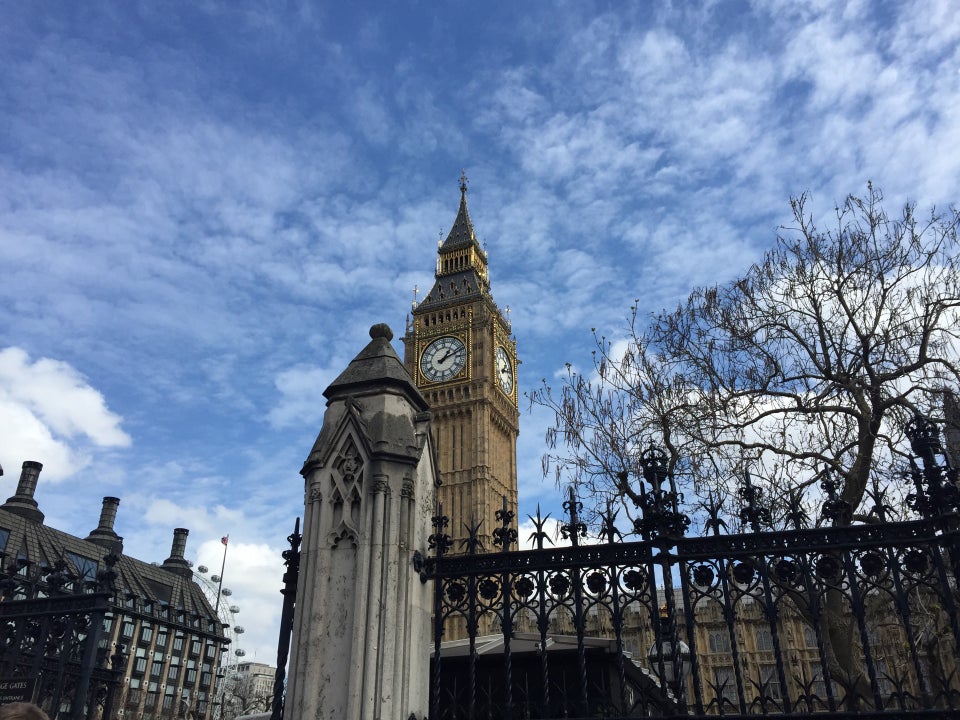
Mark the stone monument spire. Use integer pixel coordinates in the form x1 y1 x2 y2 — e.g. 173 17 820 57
285 323 436 720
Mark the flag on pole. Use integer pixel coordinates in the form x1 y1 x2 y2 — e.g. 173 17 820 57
221 535 229 546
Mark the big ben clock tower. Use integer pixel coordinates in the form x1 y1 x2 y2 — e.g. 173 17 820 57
403 174 519 552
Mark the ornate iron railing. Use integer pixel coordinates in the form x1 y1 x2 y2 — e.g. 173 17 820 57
419 416 960 719
0 551 126 719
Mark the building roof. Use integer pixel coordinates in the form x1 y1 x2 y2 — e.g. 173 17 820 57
0 464 223 634
440 176 482 252
414 177 494 313
324 323 427 411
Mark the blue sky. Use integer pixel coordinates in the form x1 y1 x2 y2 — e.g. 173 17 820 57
1 0 958 664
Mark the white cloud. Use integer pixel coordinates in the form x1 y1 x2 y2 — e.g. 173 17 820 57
268 364 341 430
195 537 286 666
0 347 130 481
517 514 566 550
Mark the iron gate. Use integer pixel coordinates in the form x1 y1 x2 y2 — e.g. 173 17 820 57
0 551 125 719
419 416 960 719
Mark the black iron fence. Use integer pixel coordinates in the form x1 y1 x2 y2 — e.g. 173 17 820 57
419 416 960 719
0 552 125 719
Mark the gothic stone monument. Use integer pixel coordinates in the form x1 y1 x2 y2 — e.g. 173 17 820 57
284 323 436 720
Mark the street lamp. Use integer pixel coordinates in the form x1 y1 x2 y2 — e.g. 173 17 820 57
647 604 691 699
647 636 691 697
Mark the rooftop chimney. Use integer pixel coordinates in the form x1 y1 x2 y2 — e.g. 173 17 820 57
2 461 45 523
161 527 193 578
86 496 123 551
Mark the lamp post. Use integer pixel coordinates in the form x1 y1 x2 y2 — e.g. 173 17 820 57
647 605 691 701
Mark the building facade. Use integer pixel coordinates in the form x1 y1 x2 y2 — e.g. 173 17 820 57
220 661 275 719
0 461 227 720
402 176 520 553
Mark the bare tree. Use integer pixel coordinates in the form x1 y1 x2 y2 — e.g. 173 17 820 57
534 184 960 525
533 185 960 708
220 675 271 720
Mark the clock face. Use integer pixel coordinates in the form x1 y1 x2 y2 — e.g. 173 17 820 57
495 346 514 394
420 336 467 382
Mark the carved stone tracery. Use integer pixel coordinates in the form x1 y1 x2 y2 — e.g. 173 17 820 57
328 437 364 548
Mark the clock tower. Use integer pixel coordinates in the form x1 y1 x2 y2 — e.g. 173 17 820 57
403 176 519 553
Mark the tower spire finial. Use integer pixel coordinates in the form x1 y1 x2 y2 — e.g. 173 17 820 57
459 169 468 196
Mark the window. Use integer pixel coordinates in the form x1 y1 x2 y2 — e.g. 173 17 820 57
155 632 168 650
168 665 179 681
144 579 173 606
875 659 894 696
173 636 184 652
755 628 774 652
760 664 782 701
191 640 201 656
66 552 98 584
0 528 9 552
186 669 197 684
811 663 827 699
708 630 731 653
804 626 817 648
140 626 154 644
134 657 148 674
713 666 736 708
15 549 29 576
122 621 136 639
